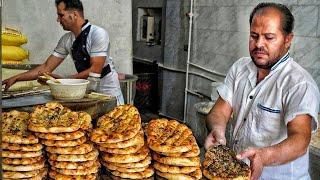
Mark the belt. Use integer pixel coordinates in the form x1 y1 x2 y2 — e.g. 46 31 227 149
101 64 111 78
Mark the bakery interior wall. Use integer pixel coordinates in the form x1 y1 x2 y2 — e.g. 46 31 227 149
2 0 133 75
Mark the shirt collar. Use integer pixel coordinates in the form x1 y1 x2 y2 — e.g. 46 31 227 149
270 51 290 71
81 20 90 31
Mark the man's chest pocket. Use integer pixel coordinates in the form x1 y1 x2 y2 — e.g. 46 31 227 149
256 103 283 135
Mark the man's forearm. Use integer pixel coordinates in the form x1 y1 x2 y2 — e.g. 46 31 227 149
206 110 229 132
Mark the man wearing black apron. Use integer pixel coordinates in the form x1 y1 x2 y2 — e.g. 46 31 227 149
3 0 124 105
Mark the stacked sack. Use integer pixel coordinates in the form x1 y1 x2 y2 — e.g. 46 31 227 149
2 27 29 64
28 102 100 180
91 104 154 179
2 110 47 179
146 119 202 180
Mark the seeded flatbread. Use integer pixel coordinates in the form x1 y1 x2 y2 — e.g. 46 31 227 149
3 159 45 171
2 142 43 152
48 149 99 162
159 140 200 157
49 159 96 169
101 160 148 173
35 130 85 140
46 142 94 155
41 135 86 147
153 162 199 174
49 170 97 180
152 153 200 167
146 119 194 153
78 111 93 131
98 140 144 154
203 145 251 180
51 160 100 175
98 130 144 149
102 143 149 163
28 102 81 133
2 150 43 158
106 155 152 168
91 104 141 144
3 168 47 179
3 168 48 180
156 168 202 180
3 156 44 165
110 166 154 179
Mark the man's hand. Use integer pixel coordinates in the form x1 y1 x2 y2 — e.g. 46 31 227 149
204 128 226 150
2 76 18 91
237 148 265 180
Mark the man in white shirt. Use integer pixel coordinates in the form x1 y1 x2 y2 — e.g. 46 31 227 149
3 0 124 105
204 2 320 180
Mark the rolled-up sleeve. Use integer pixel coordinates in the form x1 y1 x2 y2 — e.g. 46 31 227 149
283 82 320 132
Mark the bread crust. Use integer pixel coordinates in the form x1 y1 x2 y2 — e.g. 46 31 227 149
46 142 94 155
49 159 96 169
156 168 202 180
41 135 86 147
51 160 100 175
110 166 154 179
98 130 144 149
106 156 152 168
153 162 199 174
98 140 144 154
152 153 200 167
35 130 85 140
3 168 47 179
101 160 148 173
49 170 97 180
2 142 43 152
48 149 99 162
102 143 149 163
3 159 45 171
2 150 43 158
3 156 44 165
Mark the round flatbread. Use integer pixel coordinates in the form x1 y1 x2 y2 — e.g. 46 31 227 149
49 159 96 169
105 155 152 168
153 162 198 174
3 159 45 171
156 168 202 180
35 130 85 140
41 135 86 147
49 170 97 180
3 156 44 165
146 119 194 153
101 161 148 173
98 140 144 154
110 166 154 179
46 142 94 155
3 168 47 179
51 160 100 175
78 111 93 131
2 142 43 152
152 153 200 167
159 140 200 157
91 104 141 144
28 102 81 133
2 134 39 144
2 150 43 158
48 149 99 162
98 130 144 149
102 143 149 163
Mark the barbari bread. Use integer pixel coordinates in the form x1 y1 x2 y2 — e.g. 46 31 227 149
2 142 43 152
159 138 200 157
49 170 97 180
2 150 43 158
2 110 39 144
35 130 85 140
51 160 100 175
46 142 94 155
102 143 149 163
48 149 99 162
91 104 141 143
146 119 195 153
49 159 96 169
98 139 144 154
41 135 86 147
110 166 154 179
98 130 144 149
153 162 198 174
3 168 47 179
28 102 81 133
156 168 202 180
3 159 45 171
203 145 251 180
3 156 44 165
106 156 152 168
152 153 200 167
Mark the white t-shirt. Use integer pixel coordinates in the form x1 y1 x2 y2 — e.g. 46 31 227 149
217 52 320 180
52 21 123 99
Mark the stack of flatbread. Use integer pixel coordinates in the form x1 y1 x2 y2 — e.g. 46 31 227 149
91 104 154 179
28 102 100 180
203 145 251 180
146 119 202 180
2 110 47 180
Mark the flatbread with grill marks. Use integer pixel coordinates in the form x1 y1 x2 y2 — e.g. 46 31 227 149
2 142 43 152
159 138 200 157
110 166 154 179
153 162 199 174
41 135 86 147
46 142 94 154
203 145 251 180
98 139 144 154
35 130 85 140
101 160 149 173
98 130 144 149
105 155 152 168
3 156 44 165
146 119 194 153
2 110 39 144
91 104 141 144
152 153 200 167
28 102 80 133
156 168 202 180
102 143 149 163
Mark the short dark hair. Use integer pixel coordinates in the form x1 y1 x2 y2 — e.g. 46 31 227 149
249 2 294 35
55 0 84 14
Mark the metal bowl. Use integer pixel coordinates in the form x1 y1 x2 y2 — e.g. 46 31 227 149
47 79 89 100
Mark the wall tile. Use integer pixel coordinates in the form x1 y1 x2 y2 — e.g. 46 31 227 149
193 6 217 30
292 6 318 37
250 0 298 6
318 6 320 37
298 0 320 5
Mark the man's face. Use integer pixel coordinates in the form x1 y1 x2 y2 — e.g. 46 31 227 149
249 8 293 70
56 2 75 31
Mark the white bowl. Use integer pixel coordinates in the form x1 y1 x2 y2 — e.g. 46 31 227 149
47 79 89 100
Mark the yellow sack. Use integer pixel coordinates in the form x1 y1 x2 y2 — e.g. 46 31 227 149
2 27 28 46
2 46 29 61
2 60 23 64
